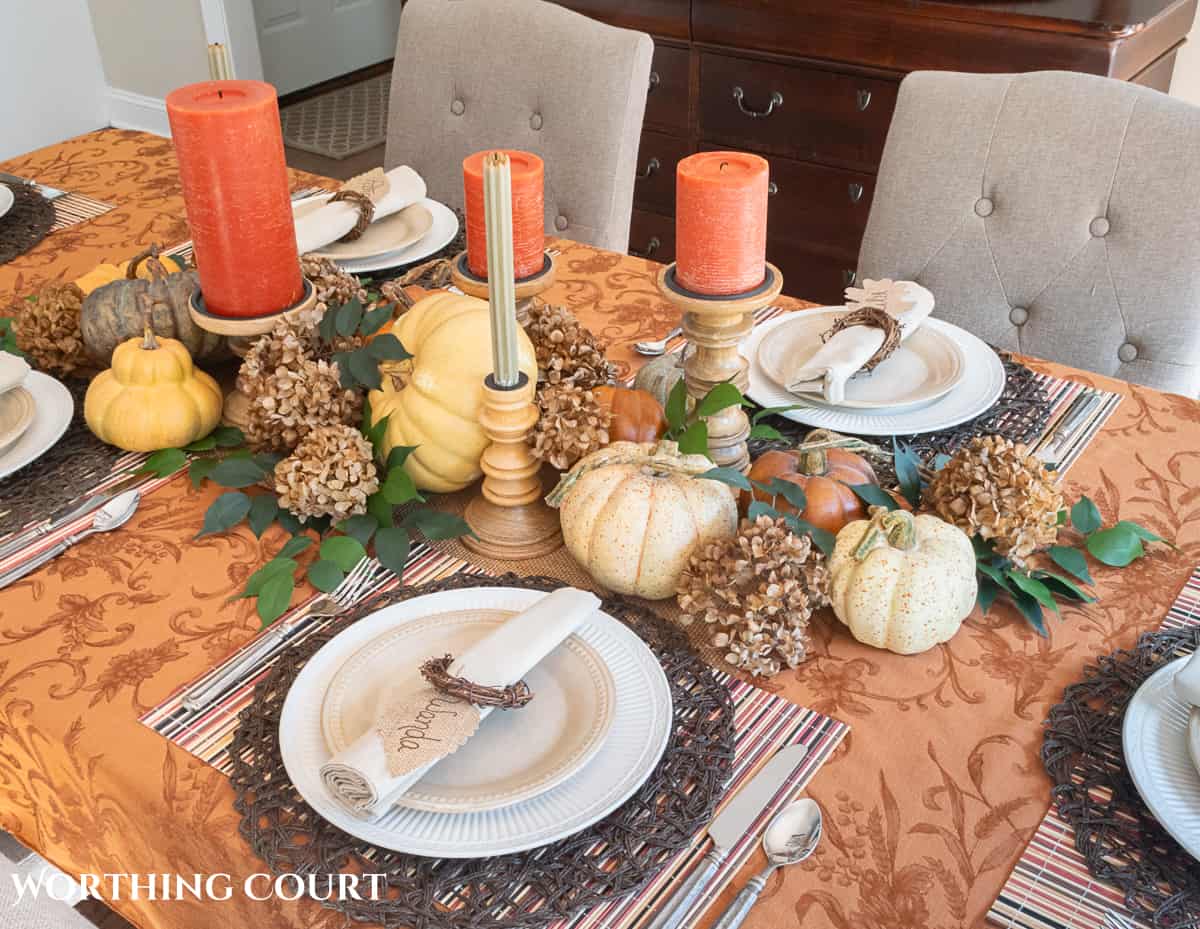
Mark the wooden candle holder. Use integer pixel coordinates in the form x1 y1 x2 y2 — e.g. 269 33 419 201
188 278 319 429
656 262 783 472
463 372 563 561
450 251 556 326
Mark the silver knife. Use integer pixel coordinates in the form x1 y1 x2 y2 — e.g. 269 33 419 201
1038 393 1102 462
644 743 810 929
0 475 141 563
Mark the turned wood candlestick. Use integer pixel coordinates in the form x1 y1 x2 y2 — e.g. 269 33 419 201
656 262 783 472
187 278 319 429
463 372 563 561
450 250 556 326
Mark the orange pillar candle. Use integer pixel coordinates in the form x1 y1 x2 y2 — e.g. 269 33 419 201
464 150 544 279
675 151 770 295
166 80 303 318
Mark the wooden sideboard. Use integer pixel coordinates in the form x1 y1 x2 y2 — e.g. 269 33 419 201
557 0 1198 303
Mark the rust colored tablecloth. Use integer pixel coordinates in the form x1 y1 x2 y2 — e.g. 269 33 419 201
2 130 1199 929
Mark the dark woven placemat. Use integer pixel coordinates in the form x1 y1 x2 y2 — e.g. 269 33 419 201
0 378 135 535
1042 627 1200 928
0 182 55 266
748 352 1051 482
229 572 736 929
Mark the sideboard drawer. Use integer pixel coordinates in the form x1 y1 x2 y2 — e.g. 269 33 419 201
699 53 898 171
768 245 859 306
645 44 691 132
629 209 676 263
765 155 875 257
634 130 692 214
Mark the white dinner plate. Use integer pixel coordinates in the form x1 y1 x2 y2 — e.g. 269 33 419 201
0 372 72 481
321 610 616 813
280 587 672 858
1190 707 1200 776
756 307 965 411
743 312 1006 436
293 196 459 273
1123 657 1200 862
0 184 13 221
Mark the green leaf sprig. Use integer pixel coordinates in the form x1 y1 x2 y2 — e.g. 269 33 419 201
0 317 22 357
973 493 1174 635
662 379 745 456
316 297 411 391
698 466 836 556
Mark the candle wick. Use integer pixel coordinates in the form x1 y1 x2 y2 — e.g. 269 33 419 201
217 89 223 99
719 161 729 172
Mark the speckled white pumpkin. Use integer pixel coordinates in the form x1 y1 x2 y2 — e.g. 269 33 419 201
547 440 738 600
829 509 977 655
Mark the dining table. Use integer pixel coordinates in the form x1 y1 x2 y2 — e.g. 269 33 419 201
1 127 1199 929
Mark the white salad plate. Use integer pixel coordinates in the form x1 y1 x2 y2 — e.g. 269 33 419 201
756 307 966 411
0 372 72 482
1123 657 1200 862
280 587 673 858
0 184 13 222
742 312 1006 436
294 196 434 261
320 610 616 814
292 195 459 273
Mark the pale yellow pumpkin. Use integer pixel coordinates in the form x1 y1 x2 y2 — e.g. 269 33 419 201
367 292 537 493
84 303 223 452
546 440 738 600
829 509 977 655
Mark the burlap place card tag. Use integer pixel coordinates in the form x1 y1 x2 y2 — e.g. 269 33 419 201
341 167 391 205
376 683 481 778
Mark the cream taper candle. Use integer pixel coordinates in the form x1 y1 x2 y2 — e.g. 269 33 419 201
483 152 520 388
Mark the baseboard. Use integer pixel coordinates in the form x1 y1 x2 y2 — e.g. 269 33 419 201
107 88 170 138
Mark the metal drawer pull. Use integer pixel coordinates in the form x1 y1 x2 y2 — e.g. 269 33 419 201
732 87 783 119
636 157 661 180
649 71 661 93
843 269 857 286
768 181 779 197
856 89 872 111
631 236 661 258
848 183 864 204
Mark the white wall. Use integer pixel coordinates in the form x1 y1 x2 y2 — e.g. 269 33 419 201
1171 23 1200 105
0 0 108 161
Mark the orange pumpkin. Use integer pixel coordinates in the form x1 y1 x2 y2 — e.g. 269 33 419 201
743 448 881 534
594 385 668 443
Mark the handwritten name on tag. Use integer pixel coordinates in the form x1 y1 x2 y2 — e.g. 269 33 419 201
341 167 391 205
377 685 481 778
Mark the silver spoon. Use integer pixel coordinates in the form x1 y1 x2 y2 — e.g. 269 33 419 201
710 799 823 929
634 325 683 356
0 489 141 588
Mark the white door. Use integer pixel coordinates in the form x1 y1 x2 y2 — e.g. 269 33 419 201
251 0 402 95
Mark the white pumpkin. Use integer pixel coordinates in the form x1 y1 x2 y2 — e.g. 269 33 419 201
829 509 977 655
546 440 738 600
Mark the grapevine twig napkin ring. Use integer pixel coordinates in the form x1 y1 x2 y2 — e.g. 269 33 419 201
420 655 534 709
820 306 901 372
330 189 375 241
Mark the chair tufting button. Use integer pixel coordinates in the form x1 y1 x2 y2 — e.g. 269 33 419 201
1118 342 1138 363
974 197 994 218
1090 216 1110 238
530 112 543 131
555 214 568 231
1009 306 1029 326
450 99 465 116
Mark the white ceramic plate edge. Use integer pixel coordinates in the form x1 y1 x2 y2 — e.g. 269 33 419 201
0 184 13 221
280 587 673 857
743 313 1005 436
1122 657 1200 862
0 372 73 482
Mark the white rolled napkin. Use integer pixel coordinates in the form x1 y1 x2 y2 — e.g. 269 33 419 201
785 279 935 403
319 587 602 819
294 165 427 255
0 351 30 395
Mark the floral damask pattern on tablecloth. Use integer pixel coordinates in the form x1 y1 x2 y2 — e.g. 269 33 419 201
0 131 1198 929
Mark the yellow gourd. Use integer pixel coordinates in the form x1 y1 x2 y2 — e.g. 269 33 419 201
74 252 186 296
366 292 537 493
84 298 223 452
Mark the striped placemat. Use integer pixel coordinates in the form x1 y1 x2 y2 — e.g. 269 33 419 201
49 191 115 231
141 541 848 929
987 568 1200 929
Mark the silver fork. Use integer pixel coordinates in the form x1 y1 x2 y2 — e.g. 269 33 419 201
181 557 388 711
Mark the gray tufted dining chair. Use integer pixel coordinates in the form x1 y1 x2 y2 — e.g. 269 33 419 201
857 70 1200 397
385 0 653 253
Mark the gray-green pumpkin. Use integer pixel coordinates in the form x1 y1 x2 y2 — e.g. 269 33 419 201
633 350 685 409
80 247 229 365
